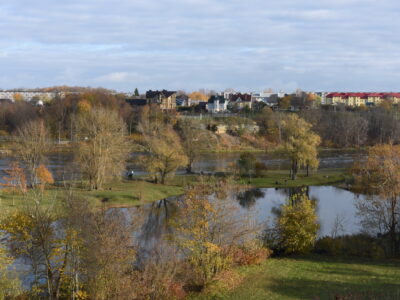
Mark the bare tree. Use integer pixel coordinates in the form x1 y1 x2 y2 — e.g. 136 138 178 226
75 107 130 190
14 119 50 186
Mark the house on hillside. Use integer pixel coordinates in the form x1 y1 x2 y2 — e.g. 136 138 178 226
206 95 228 113
230 93 252 109
146 90 176 110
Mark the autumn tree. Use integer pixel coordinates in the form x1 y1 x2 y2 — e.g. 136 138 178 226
36 164 54 192
266 192 319 254
14 119 50 186
281 114 321 179
0 162 27 195
0 204 74 299
12 93 24 102
75 107 129 190
139 125 188 184
188 91 208 102
352 144 400 255
0 244 21 299
175 119 214 173
170 179 261 287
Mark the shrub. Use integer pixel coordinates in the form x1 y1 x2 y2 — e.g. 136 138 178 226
314 235 386 259
229 242 272 266
266 192 320 254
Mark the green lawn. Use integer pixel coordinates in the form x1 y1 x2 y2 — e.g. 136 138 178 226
237 169 347 188
194 255 400 300
0 180 184 214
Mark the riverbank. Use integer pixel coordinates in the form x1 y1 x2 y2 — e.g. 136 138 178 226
0 169 349 214
0 180 184 214
191 254 400 300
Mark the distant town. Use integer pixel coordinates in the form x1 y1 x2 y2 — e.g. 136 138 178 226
1 88 399 112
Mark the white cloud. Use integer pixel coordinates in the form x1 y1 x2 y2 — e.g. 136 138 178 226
0 0 399 91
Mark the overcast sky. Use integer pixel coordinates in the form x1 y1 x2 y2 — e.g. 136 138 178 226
1 0 400 92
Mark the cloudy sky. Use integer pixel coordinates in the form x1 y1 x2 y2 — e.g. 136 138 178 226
1 0 399 92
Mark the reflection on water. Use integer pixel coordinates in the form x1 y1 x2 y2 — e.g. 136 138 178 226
130 186 363 255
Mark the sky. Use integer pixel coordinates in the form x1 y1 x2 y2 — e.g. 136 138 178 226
1 0 400 93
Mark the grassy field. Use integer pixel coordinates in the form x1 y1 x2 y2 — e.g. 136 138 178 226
0 179 184 214
193 255 400 300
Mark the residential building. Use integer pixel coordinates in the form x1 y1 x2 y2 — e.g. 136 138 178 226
145 90 177 110
325 92 400 106
206 95 228 113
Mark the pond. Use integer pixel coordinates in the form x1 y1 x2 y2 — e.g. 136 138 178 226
11 185 366 289
135 185 364 253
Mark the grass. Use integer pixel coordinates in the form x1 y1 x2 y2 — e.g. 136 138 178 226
0 168 348 215
192 255 400 300
237 169 348 188
0 179 184 214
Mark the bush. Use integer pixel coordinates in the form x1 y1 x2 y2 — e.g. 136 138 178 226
265 193 320 254
229 243 272 266
314 235 386 259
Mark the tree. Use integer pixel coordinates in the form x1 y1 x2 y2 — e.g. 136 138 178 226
75 107 130 190
268 193 319 254
139 125 188 184
278 95 291 110
36 164 54 192
237 152 257 179
0 162 27 195
0 245 21 299
176 119 214 173
12 93 24 102
188 91 208 102
134 88 139 96
0 205 72 299
170 180 261 287
352 144 400 255
281 114 321 179
14 120 50 186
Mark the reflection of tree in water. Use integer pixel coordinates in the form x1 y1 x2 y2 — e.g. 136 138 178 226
139 196 182 245
270 186 318 216
236 188 265 208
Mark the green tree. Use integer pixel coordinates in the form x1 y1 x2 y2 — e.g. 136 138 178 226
134 88 139 96
282 114 321 179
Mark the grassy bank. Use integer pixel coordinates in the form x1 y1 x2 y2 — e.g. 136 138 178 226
238 169 348 188
0 169 348 214
0 180 184 214
193 255 400 300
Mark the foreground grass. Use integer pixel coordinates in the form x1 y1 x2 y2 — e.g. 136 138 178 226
193 255 400 300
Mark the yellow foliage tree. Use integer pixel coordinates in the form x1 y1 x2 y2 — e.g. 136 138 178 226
352 144 400 254
188 91 208 102
36 164 54 191
277 193 320 254
169 180 259 287
12 93 24 102
0 162 27 194
282 114 321 179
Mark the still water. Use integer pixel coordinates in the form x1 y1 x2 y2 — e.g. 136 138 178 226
134 185 363 252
